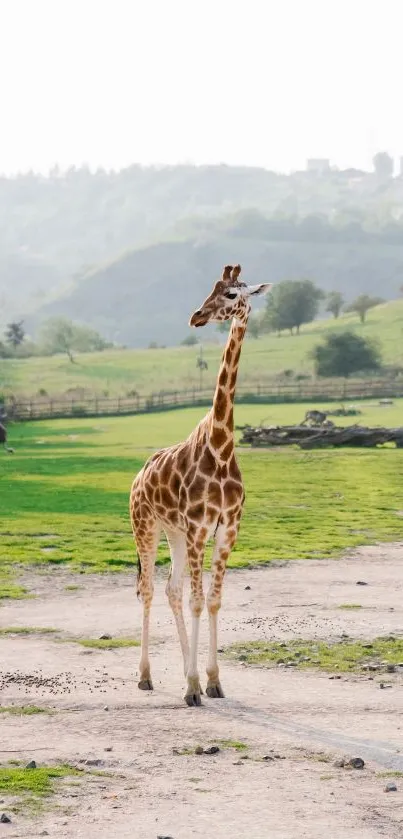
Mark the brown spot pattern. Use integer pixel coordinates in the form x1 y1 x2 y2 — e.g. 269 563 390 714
208 482 222 508
214 388 226 421
199 447 216 476
210 426 227 449
223 479 242 507
221 440 233 461
188 474 206 502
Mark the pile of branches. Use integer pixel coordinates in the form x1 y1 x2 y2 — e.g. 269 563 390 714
238 424 403 449
327 406 362 417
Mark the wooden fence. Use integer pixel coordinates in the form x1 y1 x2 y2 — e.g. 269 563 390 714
3 378 403 421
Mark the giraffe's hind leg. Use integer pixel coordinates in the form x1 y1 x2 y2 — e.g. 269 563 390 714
165 530 190 678
132 515 161 692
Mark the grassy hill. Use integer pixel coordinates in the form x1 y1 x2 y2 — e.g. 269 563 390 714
26 236 403 347
5 299 403 398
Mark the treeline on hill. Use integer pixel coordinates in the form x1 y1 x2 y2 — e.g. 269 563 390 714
176 208 403 246
0 318 110 362
1 159 403 337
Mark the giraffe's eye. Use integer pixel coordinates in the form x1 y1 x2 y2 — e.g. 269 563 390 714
224 292 237 300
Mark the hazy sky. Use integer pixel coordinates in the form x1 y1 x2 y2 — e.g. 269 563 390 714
1 0 401 174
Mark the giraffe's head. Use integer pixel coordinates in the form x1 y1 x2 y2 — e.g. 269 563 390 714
189 265 272 328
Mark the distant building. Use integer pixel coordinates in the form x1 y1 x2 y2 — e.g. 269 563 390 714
306 158 331 174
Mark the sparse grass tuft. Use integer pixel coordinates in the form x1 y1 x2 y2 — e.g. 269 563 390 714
0 626 58 636
224 637 403 673
64 585 81 592
216 740 248 751
0 764 81 797
0 583 29 600
0 705 54 715
338 604 363 610
376 770 403 778
77 637 140 649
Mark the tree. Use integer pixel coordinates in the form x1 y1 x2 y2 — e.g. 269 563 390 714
312 331 381 378
39 318 108 362
345 294 384 323
263 279 324 335
0 341 11 358
326 291 344 319
40 318 76 362
373 151 394 179
70 324 109 353
247 314 262 339
5 320 25 348
181 334 198 346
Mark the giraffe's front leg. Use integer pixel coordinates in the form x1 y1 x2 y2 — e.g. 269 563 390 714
184 533 205 707
206 521 239 699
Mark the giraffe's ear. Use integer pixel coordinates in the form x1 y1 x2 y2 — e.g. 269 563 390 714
245 283 273 297
222 265 234 281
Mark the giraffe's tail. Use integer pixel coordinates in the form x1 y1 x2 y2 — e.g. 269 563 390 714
136 551 142 599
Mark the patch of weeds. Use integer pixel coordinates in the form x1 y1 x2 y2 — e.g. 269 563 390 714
338 604 362 610
216 740 248 752
76 637 140 649
0 584 29 600
310 752 333 764
0 764 81 798
0 706 54 716
224 637 403 673
320 774 335 781
64 585 81 592
0 626 58 637
376 770 403 779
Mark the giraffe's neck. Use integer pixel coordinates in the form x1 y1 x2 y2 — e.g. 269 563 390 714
209 317 247 451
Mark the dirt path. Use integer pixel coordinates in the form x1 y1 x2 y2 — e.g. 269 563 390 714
1 544 403 838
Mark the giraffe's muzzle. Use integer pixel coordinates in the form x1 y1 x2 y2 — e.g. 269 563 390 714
189 310 208 327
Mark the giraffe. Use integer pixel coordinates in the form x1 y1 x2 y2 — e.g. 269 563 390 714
130 264 272 706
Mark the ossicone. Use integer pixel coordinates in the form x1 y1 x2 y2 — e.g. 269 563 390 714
222 265 234 281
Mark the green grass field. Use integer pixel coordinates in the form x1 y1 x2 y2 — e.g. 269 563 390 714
3 299 403 397
1 403 402 598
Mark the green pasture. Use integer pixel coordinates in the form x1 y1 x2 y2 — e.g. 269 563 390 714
1 403 402 598
3 299 403 397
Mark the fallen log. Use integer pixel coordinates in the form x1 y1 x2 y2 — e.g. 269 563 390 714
238 424 403 449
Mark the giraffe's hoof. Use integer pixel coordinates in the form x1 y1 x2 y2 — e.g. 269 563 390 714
138 678 153 691
206 681 225 699
184 692 202 707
